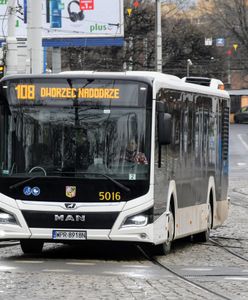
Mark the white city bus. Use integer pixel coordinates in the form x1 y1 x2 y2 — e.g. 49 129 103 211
0 71 229 254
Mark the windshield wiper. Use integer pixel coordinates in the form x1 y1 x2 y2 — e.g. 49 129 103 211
9 176 60 191
53 171 130 192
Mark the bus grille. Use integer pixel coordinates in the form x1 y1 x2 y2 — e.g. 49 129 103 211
22 211 119 229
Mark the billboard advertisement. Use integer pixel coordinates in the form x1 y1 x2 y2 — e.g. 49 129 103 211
0 0 124 41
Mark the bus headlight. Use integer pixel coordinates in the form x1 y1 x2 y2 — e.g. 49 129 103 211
121 208 153 228
0 210 17 225
122 215 148 228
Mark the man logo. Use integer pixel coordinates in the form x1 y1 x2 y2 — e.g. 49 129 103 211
66 186 76 198
65 203 76 209
54 214 86 222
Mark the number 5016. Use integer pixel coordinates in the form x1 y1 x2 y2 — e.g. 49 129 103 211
99 192 121 201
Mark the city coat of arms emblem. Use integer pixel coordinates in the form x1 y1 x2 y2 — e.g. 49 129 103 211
66 186 76 198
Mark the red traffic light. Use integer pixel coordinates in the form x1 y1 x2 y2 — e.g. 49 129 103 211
133 1 139 8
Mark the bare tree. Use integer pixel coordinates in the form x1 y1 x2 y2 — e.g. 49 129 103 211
208 0 248 47
199 0 248 62
61 0 226 79
192 0 248 86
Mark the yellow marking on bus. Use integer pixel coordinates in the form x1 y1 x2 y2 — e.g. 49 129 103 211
40 87 77 98
15 85 120 100
15 84 35 100
39 87 120 99
78 88 119 99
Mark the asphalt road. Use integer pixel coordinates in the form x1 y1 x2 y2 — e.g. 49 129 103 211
229 124 248 179
0 124 248 300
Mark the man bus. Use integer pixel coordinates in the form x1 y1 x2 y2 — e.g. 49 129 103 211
0 71 229 254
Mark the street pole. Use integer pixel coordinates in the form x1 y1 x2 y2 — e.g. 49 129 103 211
6 0 18 75
26 0 31 73
27 0 43 74
187 59 192 77
227 56 231 87
128 36 133 71
156 0 162 72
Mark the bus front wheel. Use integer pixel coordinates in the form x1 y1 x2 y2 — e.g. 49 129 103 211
20 240 44 254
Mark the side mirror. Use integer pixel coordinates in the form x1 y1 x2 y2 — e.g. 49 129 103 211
158 113 172 145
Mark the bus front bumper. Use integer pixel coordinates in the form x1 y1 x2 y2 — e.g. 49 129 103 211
0 194 155 243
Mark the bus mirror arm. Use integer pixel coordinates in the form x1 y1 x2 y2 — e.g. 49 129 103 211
158 113 172 145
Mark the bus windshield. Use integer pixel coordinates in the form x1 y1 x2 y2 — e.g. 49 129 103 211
0 79 151 181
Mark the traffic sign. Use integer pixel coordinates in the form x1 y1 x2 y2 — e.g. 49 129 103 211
0 65 4 78
216 38 225 47
127 8 132 16
233 43 238 51
205 38 212 46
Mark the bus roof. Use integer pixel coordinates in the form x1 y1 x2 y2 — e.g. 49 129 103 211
1 71 229 98
60 71 229 98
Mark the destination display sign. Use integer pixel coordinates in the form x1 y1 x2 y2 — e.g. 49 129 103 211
15 85 120 101
7 79 148 107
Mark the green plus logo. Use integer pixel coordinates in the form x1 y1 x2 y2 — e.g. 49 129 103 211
89 24 116 33
0 0 7 5
90 24 107 33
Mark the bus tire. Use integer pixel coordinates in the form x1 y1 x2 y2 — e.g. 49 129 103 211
20 240 44 254
193 202 212 243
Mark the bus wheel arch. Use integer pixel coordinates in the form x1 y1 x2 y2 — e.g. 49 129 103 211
158 194 176 255
193 177 215 242
154 185 177 255
207 176 217 228
167 180 178 240
167 194 175 243
208 189 214 230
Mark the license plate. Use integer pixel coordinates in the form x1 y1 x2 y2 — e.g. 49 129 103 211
52 230 87 240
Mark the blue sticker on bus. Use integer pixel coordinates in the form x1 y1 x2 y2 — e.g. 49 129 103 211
23 186 32 196
31 187 40 196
